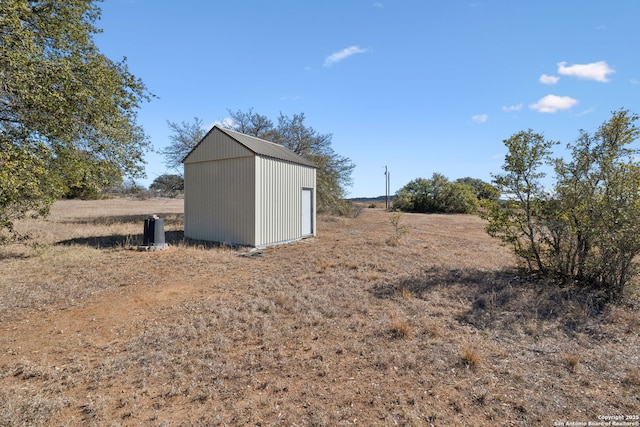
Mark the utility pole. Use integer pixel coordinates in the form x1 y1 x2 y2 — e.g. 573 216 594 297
387 170 390 210
384 166 389 210
387 172 391 210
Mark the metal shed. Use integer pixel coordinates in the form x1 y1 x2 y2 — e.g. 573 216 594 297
182 126 317 247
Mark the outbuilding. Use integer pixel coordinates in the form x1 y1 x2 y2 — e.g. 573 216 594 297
182 126 317 247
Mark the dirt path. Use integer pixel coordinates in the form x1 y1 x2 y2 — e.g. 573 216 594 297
1 248 258 370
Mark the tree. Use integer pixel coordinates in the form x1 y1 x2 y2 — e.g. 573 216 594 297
226 108 273 139
552 110 640 298
162 118 207 170
455 177 501 202
484 130 557 272
392 177 427 212
0 139 60 241
150 174 184 197
393 173 478 214
484 110 640 301
446 181 481 213
1 0 151 240
52 147 123 199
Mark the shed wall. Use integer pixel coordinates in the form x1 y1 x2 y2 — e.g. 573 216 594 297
184 156 256 245
184 129 252 164
255 156 316 246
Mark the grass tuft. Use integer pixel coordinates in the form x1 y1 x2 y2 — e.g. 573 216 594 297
562 352 581 372
460 345 482 370
400 286 413 300
389 311 411 339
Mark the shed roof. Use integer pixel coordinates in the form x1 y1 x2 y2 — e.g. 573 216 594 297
183 126 317 168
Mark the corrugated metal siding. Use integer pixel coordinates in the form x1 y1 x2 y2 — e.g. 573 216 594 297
184 128 252 164
220 128 317 168
255 156 316 246
184 156 256 245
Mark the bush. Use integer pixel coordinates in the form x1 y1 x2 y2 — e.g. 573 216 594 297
484 110 640 301
392 173 478 214
104 181 151 199
150 174 184 198
332 199 355 217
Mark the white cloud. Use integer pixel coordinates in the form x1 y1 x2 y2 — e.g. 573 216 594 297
502 104 523 112
472 114 488 123
373 1 383 8
631 79 639 85
324 46 369 67
576 107 596 117
557 61 615 82
539 74 560 85
529 94 578 113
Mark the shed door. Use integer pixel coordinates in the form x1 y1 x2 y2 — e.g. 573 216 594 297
301 188 313 236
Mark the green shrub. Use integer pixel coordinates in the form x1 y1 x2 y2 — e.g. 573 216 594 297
392 173 478 214
484 110 640 301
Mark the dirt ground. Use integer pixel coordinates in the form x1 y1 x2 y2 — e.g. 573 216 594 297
0 199 638 426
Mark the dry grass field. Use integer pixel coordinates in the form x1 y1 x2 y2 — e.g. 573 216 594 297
0 199 638 426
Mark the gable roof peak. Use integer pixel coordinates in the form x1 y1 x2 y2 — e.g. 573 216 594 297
182 125 317 168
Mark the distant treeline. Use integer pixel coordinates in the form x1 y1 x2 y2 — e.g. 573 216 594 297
349 195 396 203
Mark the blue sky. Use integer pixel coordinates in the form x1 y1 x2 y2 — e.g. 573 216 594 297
95 1 640 197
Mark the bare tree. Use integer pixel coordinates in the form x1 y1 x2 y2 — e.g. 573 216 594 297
226 108 273 138
162 118 207 170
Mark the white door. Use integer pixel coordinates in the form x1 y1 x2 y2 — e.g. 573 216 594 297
301 188 313 236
